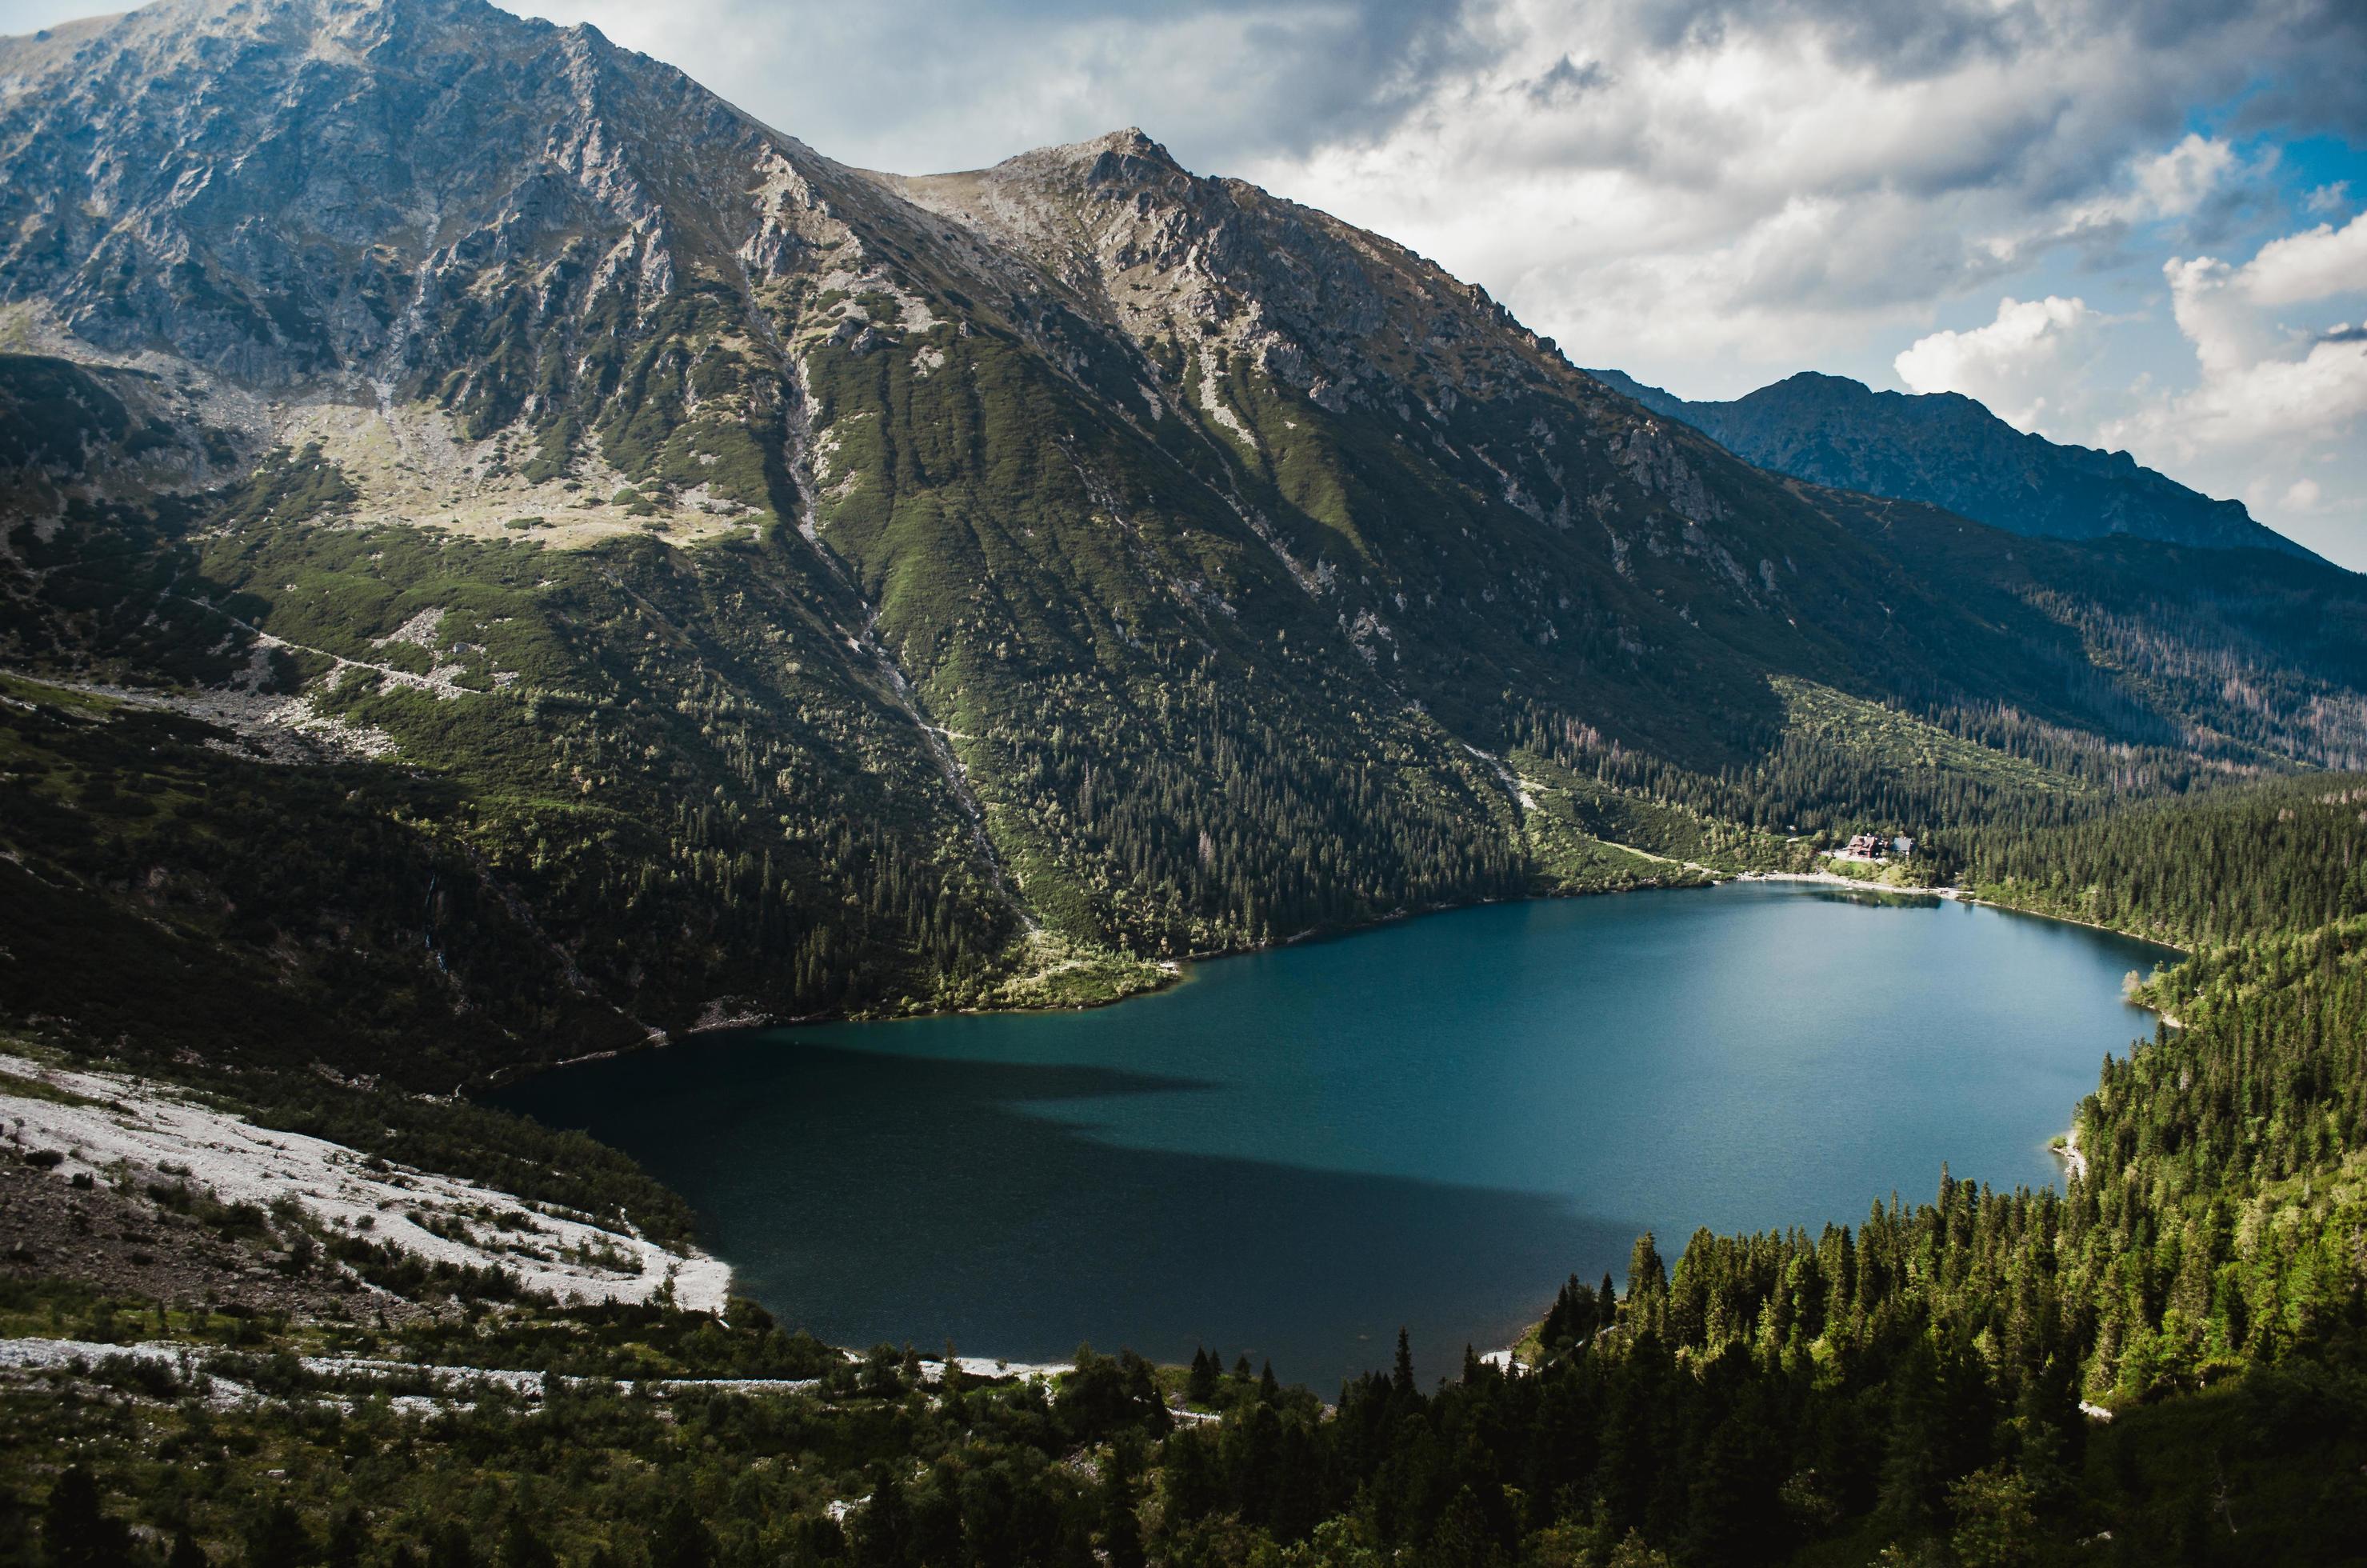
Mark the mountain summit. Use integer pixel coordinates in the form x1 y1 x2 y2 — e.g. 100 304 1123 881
1585 368 2317 562
4 0 2365 1055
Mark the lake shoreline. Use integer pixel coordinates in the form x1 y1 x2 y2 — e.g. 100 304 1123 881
638 869 2186 1056
573 870 1735 1075
482 866 2193 1100
501 881 2177 1384
1950 895 2193 959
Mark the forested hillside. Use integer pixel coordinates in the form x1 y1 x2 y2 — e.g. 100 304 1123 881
1 2 2364 1566
7 771 2364 1568
1951 775 2367 946
6 0 2367 1092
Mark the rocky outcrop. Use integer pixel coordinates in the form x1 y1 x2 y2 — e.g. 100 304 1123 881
4 0 2366 1056
885 127 1574 414
3 0 2358 793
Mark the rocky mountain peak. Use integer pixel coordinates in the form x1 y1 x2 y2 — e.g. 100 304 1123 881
887 124 1571 422
1018 126 1185 186
0 0 821 384
6 0 2365 1066
5 0 1568 428
1588 365 2319 559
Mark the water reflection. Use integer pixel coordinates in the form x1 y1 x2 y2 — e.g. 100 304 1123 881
502 1042 1641 1389
496 884 2176 1386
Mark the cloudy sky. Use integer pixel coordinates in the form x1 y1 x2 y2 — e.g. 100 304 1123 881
7 0 2364 564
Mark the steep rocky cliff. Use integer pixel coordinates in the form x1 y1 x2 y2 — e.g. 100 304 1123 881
3 0 2365 1079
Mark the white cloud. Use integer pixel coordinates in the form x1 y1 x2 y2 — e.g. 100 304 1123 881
2124 333 2367 456
2242 214 2367 306
2118 213 2367 455
490 0 1474 177
1893 295 2102 431
2055 133 2245 238
2135 134 2239 218
2076 213 2367 563
1241 1 2364 395
2165 254 2276 376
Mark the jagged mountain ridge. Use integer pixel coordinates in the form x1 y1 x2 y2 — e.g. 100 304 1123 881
4 0 2367 1068
1585 367 2317 561
0 0 1968 748
0 0 2293 725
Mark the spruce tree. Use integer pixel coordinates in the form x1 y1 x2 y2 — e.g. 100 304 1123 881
243 1502 314 1568
325 1509 367 1568
1187 1346 1218 1404
1629 1233 1668 1300
496 1515 556 1568
646 1498 714 1568
42 1470 129 1568
1101 1434 1148 1568
426 1522 476 1568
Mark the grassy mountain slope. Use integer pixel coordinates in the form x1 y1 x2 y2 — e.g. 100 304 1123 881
2 0 2365 1085
0 10 2362 1558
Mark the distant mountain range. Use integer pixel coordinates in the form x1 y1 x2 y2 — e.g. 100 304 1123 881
1584 368 2320 562
2 0 2365 1072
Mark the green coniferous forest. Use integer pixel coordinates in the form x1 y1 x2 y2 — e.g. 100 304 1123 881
3 773 2362 1567
3 3 2366 1562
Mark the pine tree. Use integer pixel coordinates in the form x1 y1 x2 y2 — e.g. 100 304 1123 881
325 1509 367 1568
1188 1346 1217 1404
243 1502 314 1568
42 1470 130 1568
1629 1233 1668 1300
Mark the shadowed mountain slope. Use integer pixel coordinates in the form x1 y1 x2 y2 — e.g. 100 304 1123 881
2 0 2364 1075
1585 367 2319 561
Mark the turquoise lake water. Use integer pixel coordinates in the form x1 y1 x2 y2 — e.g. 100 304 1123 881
494 882 2177 1388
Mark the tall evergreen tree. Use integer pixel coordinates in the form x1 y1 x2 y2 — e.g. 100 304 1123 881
42 1470 128 1568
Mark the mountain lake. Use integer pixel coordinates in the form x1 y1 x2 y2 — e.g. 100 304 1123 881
493 881 2179 1387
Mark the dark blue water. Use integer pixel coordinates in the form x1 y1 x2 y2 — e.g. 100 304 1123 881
494 883 2175 1388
